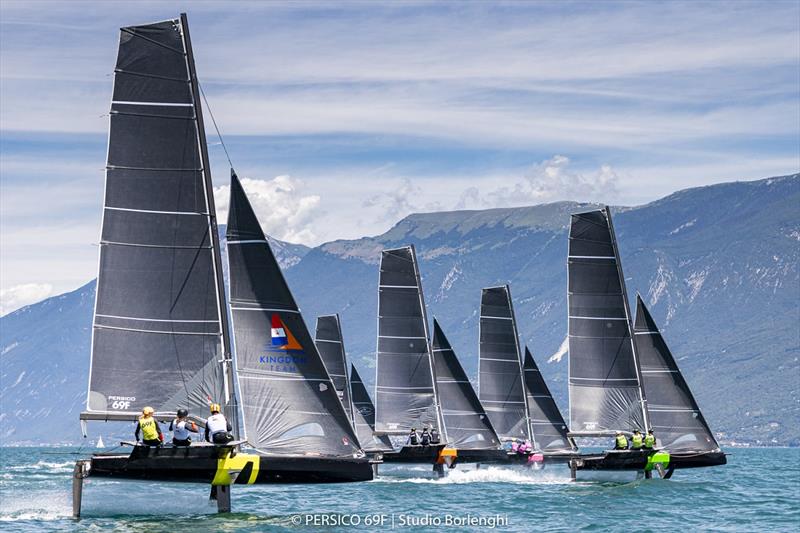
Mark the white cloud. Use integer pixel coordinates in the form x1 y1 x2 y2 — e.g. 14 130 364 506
214 175 321 245
548 336 569 364
0 283 53 316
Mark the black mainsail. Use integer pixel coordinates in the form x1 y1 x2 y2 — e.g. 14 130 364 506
478 285 530 441
634 296 720 453
226 173 361 456
350 365 394 453
522 347 576 453
83 16 235 426
374 246 443 435
314 314 353 423
567 207 648 436
432 319 500 450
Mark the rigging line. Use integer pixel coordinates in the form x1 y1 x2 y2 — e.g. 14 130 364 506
198 81 233 168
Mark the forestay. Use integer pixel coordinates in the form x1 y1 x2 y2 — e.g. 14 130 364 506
350 365 394 452
314 315 353 422
479 286 530 441
226 172 361 456
568 208 647 435
634 296 720 452
85 18 230 421
522 347 576 453
374 246 442 435
432 319 500 450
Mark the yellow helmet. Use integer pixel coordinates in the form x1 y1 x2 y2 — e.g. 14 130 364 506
142 406 155 416
210 403 221 414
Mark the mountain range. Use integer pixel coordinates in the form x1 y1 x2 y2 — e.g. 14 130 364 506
1 173 797 446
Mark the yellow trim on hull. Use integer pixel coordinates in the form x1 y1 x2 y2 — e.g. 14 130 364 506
212 452 260 485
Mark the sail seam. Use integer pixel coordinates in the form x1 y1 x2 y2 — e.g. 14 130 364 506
100 241 213 250
105 206 208 215
112 100 193 107
94 324 218 336
96 314 218 323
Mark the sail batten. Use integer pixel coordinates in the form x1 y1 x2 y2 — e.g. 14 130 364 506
478 285 530 441
374 246 443 436
522 347 576 453
433 320 500 450
567 207 648 435
634 296 720 452
226 172 360 457
84 17 228 422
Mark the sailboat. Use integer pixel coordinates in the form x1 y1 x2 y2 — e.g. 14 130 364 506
96 436 105 449
350 364 394 454
72 13 370 518
521 347 577 459
566 207 724 478
373 246 454 470
431 319 507 464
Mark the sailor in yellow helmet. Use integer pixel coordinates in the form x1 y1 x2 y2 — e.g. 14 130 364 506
135 406 163 446
205 403 234 445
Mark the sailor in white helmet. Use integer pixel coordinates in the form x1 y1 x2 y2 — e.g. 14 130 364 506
205 403 234 444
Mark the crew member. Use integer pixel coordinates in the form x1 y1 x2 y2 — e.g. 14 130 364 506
420 427 431 446
205 403 234 445
614 431 628 450
407 428 419 446
631 429 644 450
135 406 163 446
430 427 441 444
169 408 198 446
644 429 656 450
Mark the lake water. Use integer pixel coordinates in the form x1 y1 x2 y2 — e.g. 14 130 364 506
0 447 797 532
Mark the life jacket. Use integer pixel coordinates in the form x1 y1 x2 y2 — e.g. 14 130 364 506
632 433 643 448
172 419 191 440
206 413 228 435
615 434 628 449
138 415 159 441
644 434 656 448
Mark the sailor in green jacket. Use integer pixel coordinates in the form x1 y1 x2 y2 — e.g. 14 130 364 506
614 431 629 450
631 429 644 450
643 430 656 449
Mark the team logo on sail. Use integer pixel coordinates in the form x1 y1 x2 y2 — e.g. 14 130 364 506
270 314 302 350
262 314 306 372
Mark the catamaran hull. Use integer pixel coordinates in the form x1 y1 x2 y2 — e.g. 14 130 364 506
381 444 447 463
87 445 373 484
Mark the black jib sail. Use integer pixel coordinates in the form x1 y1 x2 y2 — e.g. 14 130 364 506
634 296 720 452
522 347 576 453
479 285 530 441
432 319 500 450
567 207 648 435
350 365 394 452
314 315 353 423
374 246 443 435
226 172 361 456
83 17 234 425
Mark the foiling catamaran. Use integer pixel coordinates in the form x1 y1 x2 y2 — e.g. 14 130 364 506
479 285 577 466
565 207 725 479
72 14 371 518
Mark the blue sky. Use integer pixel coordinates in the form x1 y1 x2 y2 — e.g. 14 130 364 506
1 0 798 313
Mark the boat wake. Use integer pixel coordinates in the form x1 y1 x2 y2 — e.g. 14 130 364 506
376 465 572 485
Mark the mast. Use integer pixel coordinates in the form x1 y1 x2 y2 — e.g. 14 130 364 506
179 13 238 433
605 206 650 432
